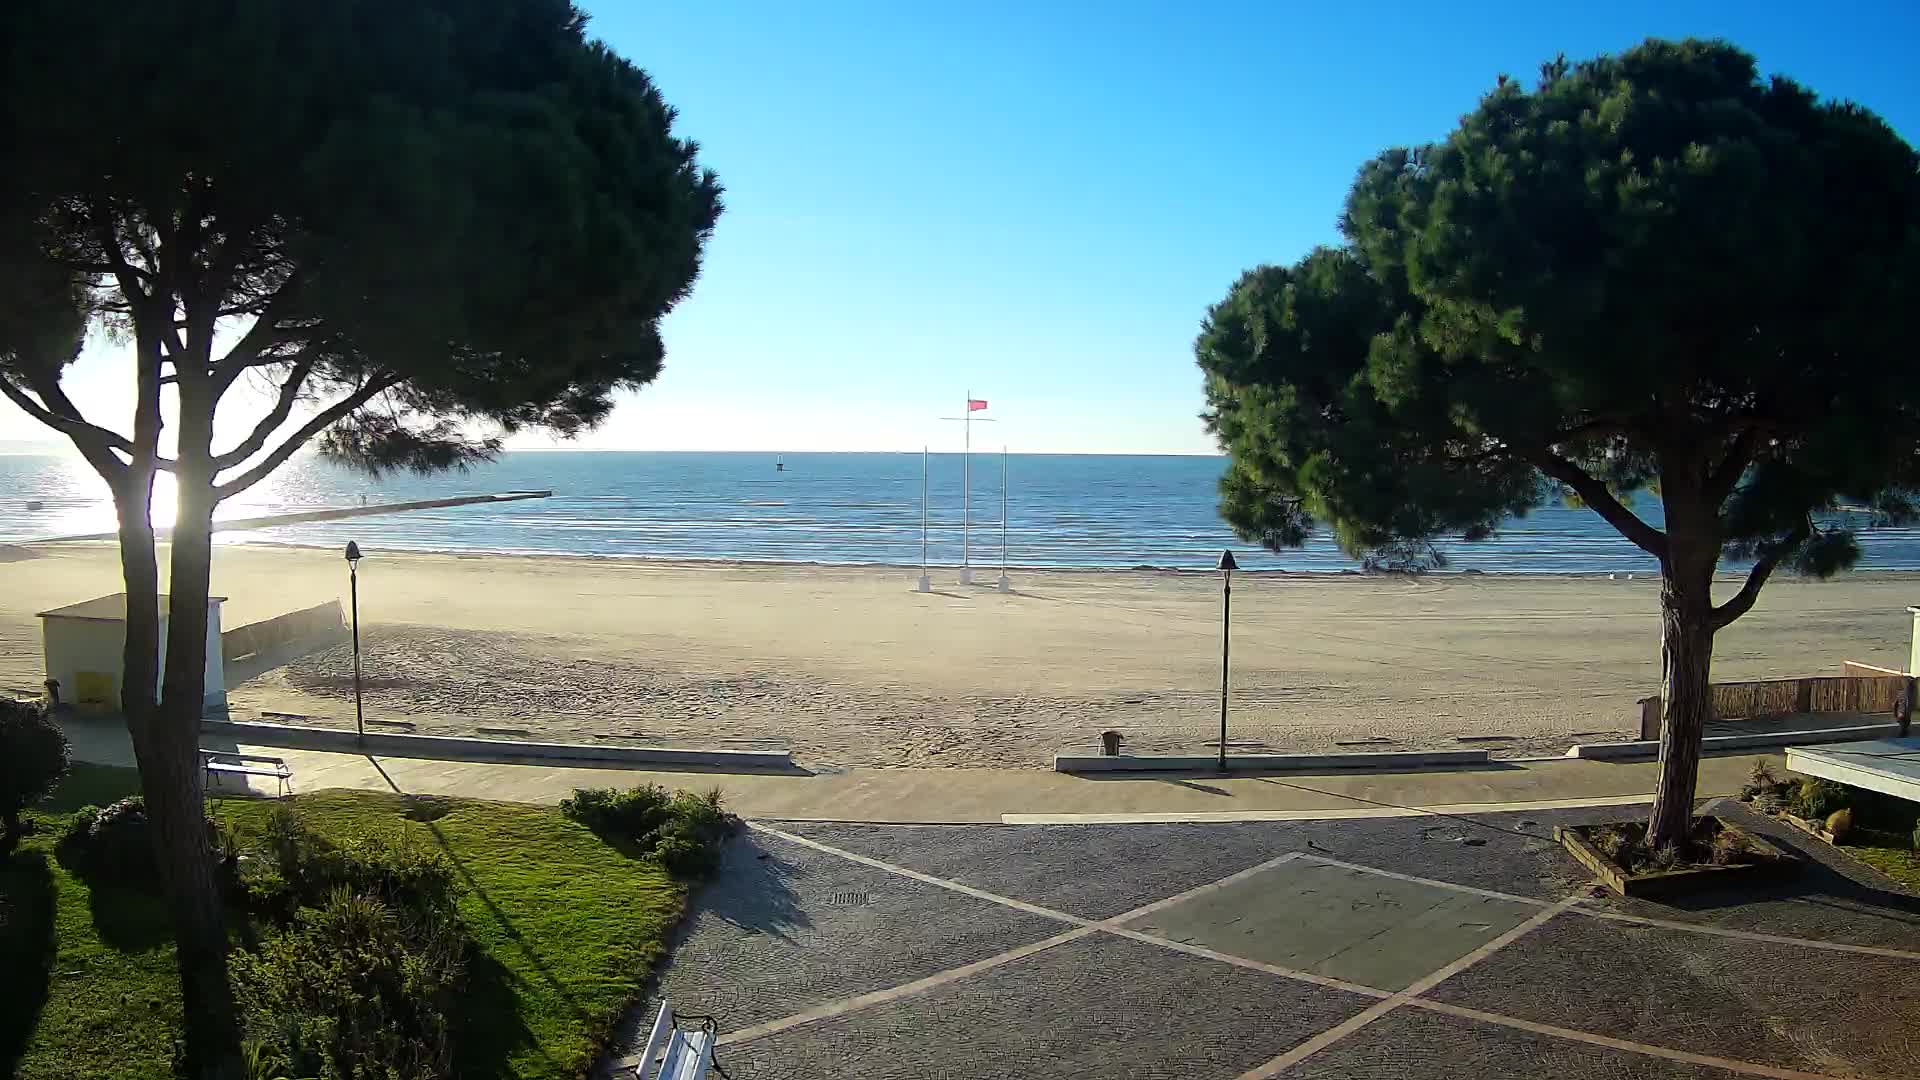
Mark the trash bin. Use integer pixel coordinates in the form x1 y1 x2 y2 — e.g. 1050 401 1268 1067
1100 730 1123 756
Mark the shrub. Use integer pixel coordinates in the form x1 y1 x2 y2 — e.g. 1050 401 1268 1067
1708 824 1753 866
559 784 672 840
562 785 739 877
1911 822 1920 852
232 888 464 1080
1646 844 1684 872
1 695 68 849
1792 779 1849 822
243 807 458 921
58 796 158 884
1825 808 1855 843
1740 760 1781 802
1588 824 1632 862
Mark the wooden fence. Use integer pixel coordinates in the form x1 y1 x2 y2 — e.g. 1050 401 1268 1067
1637 668 1910 739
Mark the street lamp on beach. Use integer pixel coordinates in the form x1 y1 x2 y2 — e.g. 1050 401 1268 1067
1216 549 1238 772
345 541 365 743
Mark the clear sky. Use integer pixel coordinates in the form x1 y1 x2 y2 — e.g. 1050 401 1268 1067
5 1 1917 455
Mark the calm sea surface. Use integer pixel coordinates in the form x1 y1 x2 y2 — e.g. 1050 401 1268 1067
3 450 1917 573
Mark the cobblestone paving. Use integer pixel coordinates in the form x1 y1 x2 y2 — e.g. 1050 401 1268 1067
1429 913 1920 1077
618 804 1920 1080
717 933 1377 1079
1279 1008 1757 1080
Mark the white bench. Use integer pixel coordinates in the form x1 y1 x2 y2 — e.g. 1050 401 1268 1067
200 751 292 797
632 1001 713 1080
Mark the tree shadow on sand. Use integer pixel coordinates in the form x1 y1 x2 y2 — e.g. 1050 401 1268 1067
0 849 56 1074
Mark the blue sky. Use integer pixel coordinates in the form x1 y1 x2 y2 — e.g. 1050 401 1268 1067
5 1 1917 454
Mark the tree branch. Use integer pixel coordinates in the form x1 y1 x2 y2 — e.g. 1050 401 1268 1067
1705 425 1760 506
214 373 401 499
212 356 317 469
1711 520 1810 630
210 271 304 394
0 374 135 481
1535 452 1670 558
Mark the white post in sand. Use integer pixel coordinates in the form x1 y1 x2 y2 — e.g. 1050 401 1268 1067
960 391 973 585
917 446 932 593
997 445 1011 593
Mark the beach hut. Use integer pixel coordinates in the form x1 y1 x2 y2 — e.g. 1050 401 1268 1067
38 593 226 712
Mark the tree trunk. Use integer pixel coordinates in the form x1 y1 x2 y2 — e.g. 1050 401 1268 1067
1645 556 1717 849
150 395 246 1080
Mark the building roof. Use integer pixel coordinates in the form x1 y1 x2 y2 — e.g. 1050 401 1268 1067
37 593 227 622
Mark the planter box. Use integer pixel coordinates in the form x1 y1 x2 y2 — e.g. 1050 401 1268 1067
1774 811 1841 845
1555 818 1798 899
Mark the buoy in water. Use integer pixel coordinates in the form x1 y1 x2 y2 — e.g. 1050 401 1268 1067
25 500 44 511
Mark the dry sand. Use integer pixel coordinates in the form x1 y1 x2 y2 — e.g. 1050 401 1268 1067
2 541 1913 768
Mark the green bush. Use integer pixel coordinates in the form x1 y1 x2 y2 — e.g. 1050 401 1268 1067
1911 822 1920 852
57 796 158 884
243 807 459 921
559 784 672 840
232 888 464 1080
1 695 68 848
1825 808 1855 842
561 785 738 877
1792 778 1849 822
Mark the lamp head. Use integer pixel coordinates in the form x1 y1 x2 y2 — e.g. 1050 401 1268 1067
1216 549 1238 573
345 541 362 567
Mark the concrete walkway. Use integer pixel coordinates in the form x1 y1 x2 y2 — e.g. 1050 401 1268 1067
65 715 1776 824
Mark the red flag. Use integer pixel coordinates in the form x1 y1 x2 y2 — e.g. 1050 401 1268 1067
967 399 988 411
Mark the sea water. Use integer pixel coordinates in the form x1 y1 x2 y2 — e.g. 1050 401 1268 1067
4 450 1918 573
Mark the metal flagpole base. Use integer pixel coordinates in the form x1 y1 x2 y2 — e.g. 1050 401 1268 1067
996 573 1010 593
959 567 974 585
916 574 931 593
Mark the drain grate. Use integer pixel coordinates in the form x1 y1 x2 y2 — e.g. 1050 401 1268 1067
826 890 871 907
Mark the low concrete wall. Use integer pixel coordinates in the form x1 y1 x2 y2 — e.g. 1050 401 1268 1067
1054 749 1492 774
1567 722 1901 761
223 601 346 663
199 718 794 771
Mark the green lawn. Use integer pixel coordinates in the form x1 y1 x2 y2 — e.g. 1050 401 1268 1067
2 767 688 1080
1846 827 1920 891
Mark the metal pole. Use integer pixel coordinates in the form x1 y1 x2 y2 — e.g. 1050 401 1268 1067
350 563 365 742
1219 568 1231 772
998 446 1010 591
917 446 931 593
961 392 971 584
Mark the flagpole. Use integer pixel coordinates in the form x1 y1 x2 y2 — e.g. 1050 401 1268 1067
997 445 1011 593
917 445 931 593
960 391 972 585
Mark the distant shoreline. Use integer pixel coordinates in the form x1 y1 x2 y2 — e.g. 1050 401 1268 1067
16 536 1920 582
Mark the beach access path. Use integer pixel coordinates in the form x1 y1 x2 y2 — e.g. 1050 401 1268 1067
63 713 1772 824
3 541 1914 768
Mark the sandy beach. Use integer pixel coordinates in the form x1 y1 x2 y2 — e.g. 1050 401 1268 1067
2 541 1913 767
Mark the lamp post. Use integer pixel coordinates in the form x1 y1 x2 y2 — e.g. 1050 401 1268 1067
345 541 364 743
1216 549 1238 772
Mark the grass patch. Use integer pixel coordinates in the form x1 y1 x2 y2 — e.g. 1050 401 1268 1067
1846 827 1920 891
3 764 179 1080
220 791 686 1079
5 770 689 1080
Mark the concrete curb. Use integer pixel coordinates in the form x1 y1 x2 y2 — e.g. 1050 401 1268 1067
1052 749 1492 774
198 718 794 771
1565 722 1902 761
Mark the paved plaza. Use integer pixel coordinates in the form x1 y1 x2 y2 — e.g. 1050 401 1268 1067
624 800 1920 1079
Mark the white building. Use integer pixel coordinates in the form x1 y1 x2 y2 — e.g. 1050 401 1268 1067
38 593 226 712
